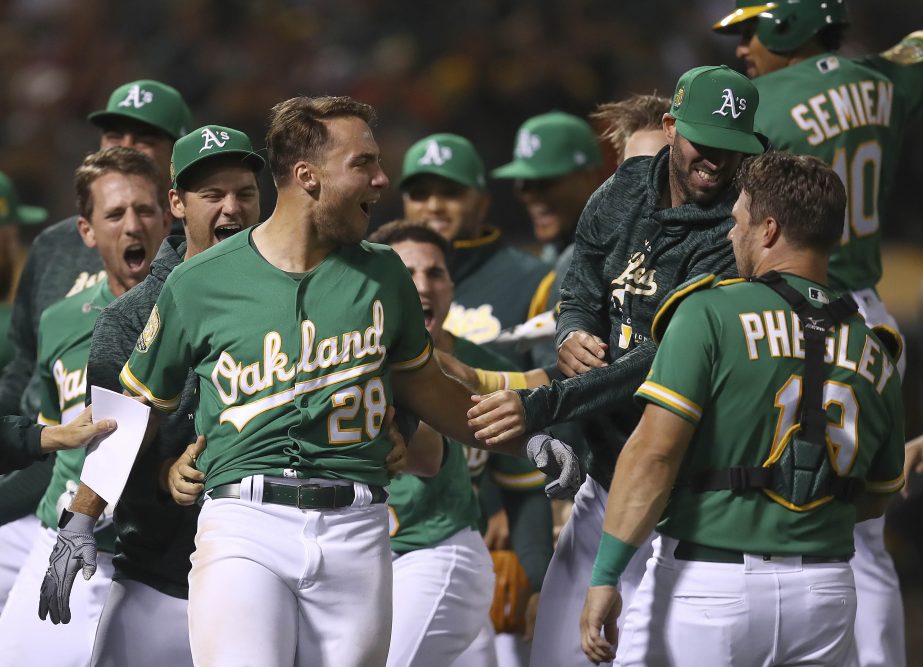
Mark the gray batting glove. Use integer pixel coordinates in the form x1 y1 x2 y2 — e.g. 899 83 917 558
525 433 581 499
38 509 97 625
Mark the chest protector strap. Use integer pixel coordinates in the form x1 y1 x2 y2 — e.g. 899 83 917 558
686 271 864 508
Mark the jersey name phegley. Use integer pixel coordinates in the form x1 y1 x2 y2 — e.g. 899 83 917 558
211 299 387 431
739 309 895 393
791 71 894 146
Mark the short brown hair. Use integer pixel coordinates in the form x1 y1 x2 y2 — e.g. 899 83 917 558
591 94 670 163
736 152 845 254
368 220 452 265
266 95 377 185
74 146 162 220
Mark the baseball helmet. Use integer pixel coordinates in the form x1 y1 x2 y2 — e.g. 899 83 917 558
713 1 848 54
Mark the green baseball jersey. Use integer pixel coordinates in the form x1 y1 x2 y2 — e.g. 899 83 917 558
387 438 480 553
638 274 904 557
753 38 923 292
35 280 116 550
121 229 432 492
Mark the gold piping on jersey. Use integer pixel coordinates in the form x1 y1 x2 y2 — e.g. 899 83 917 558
452 226 501 250
651 274 717 344
527 270 557 320
636 381 702 424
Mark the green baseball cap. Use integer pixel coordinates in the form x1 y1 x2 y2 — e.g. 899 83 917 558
669 65 766 155
88 80 193 140
171 125 265 189
400 134 486 190
491 111 602 180
0 172 48 226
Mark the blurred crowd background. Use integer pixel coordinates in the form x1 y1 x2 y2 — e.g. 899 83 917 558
1 0 923 631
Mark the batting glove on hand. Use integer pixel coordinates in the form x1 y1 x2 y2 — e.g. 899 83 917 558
39 509 97 625
525 433 581 499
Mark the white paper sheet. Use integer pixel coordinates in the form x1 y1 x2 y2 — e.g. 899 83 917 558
80 386 151 505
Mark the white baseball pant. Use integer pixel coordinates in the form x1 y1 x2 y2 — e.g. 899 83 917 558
388 527 494 667
528 476 654 667
449 615 499 667
91 578 193 667
0 514 40 614
0 524 113 667
847 288 906 667
615 535 857 666
188 481 392 667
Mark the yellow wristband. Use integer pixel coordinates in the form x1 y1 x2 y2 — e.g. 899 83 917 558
474 369 529 393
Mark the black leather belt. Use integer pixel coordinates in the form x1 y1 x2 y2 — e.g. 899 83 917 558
208 481 387 509
674 540 851 565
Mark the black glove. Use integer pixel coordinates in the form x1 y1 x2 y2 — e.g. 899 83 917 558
525 433 581 499
38 509 97 624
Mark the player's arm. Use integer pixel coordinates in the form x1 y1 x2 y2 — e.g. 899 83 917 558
555 178 611 347
401 422 444 478
70 308 162 519
392 355 524 456
580 404 694 664
856 382 906 520
467 341 656 445
435 349 548 393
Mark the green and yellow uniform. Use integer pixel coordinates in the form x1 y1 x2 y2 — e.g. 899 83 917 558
753 34 923 292
639 275 904 556
121 229 432 491
35 280 116 550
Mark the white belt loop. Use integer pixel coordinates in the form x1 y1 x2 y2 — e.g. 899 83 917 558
239 475 264 504
351 483 372 508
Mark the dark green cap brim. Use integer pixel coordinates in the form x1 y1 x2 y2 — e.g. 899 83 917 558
88 110 181 140
490 160 586 180
676 119 766 155
399 165 483 191
174 151 265 189
14 205 49 225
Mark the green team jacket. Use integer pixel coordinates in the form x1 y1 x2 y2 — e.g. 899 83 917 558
522 147 739 487
444 226 552 368
752 33 923 293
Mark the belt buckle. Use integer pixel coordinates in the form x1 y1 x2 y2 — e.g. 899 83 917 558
295 484 321 509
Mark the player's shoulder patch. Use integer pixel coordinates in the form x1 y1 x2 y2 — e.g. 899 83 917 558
880 31 923 65
651 273 733 344
135 304 160 354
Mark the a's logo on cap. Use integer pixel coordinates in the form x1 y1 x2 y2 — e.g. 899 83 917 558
417 140 453 166
514 130 541 159
117 84 154 109
200 127 230 153
712 88 747 119
673 86 685 108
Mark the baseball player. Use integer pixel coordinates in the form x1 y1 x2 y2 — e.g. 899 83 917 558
712 5 923 664
35 125 264 667
118 96 577 666
590 95 671 179
400 133 552 368
0 80 191 612
581 151 904 667
0 147 170 666
468 65 767 667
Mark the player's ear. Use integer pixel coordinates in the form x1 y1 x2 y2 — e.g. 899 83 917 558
293 161 320 196
76 216 96 249
169 189 185 221
763 216 782 248
662 114 677 143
